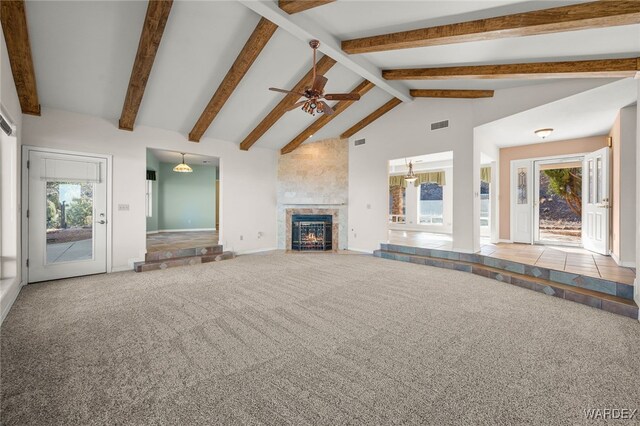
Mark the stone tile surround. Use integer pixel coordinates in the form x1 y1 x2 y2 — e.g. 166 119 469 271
277 138 348 249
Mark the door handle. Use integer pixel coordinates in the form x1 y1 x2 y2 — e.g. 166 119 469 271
97 220 106 225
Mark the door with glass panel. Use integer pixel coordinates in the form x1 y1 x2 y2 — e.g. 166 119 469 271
511 160 533 244
27 150 107 282
582 147 610 255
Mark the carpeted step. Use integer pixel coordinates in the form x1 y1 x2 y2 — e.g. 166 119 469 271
374 249 638 320
145 245 223 262
134 251 235 272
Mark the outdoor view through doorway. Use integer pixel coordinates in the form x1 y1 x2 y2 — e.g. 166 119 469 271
537 162 582 245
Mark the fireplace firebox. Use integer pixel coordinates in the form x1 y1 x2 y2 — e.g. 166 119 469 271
291 214 332 251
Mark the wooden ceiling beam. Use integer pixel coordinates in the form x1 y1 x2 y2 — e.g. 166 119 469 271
240 54 336 151
279 0 335 14
383 58 640 80
189 17 278 142
238 0 412 102
410 89 494 98
0 0 40 115
342 1 640 54
119 0 173 131
281 80 374 154
340 98 402 139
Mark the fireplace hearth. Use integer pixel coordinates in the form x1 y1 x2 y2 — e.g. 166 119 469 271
291 214 332 251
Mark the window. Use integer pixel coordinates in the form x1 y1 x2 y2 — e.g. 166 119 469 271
145 180 153 218
419 182 443 224
480 181 490 227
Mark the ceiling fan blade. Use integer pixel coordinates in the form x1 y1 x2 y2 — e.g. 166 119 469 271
319 101 334 116
324 93 361 101
269 87 306 97
311 75 328 92
287 100 306 111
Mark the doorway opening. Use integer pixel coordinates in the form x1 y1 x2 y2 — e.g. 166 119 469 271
387 151 453 247
145 149 219 254
535 159 582 246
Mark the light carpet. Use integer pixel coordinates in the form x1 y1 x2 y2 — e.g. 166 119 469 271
1 252 639 425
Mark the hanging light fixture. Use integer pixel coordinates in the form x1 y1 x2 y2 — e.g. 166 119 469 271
404 159 417 184
173 153 193 173
534 128 554 139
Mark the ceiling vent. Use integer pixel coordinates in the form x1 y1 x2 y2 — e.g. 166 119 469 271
354 138 366 146
430 120 449 131
0 114 12 137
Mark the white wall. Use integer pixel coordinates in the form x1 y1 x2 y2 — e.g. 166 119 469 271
636 80 640 311
0 30 24 323
347 80 624 254
348 99 478 253
616 105 637 267
22 108 278 271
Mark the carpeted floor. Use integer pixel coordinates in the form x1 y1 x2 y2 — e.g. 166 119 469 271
1 252 639 425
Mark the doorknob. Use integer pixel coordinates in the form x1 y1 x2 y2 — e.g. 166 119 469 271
97 220 106 225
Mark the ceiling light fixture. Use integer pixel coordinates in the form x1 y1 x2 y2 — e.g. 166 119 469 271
173 153 193 173
535 128 554 139
404 160 417 184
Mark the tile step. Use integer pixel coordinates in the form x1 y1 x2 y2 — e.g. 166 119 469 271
380 244 634 301
374 249 638 320
134 251 235 272
145 245 223 261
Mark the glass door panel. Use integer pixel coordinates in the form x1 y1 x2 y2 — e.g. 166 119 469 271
45 181 94 264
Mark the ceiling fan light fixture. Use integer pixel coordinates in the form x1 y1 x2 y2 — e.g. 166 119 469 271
535 128 554 139
173 153 193 173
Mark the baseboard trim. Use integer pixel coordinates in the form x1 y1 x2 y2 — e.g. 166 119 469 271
112 265 135 273
498 239 513 244
452 247 477 254
148 228 217 234
235 247 278 255
347 247 374 254
1 278 23 324
611 252 636 268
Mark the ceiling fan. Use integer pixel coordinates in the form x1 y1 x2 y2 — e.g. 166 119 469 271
269 40 361 116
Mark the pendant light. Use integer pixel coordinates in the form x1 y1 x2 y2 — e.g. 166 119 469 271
404 160 417 184
173 153 193 173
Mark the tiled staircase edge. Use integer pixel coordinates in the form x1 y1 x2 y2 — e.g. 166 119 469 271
374 246 638 320
380 244 634 300
135 245 235 272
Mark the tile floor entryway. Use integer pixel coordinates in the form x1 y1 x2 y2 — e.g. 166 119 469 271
388 230 636 285
147 231 219 253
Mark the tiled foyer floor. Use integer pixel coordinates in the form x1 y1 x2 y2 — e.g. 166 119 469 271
147 231 219 253
388 230 636 285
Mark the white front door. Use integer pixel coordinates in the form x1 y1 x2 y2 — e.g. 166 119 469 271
27 150 108 283
582 147 610 255
511 159 533 243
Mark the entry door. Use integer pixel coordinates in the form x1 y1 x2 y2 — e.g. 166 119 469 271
582 147 610 255
511 160 533 243
28 151 108 282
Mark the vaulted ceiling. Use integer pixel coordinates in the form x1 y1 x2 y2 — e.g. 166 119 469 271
6 0 640 153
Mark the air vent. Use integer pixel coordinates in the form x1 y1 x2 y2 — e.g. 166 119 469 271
431 120 449 131
354 138 366 146
0 114 12 137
